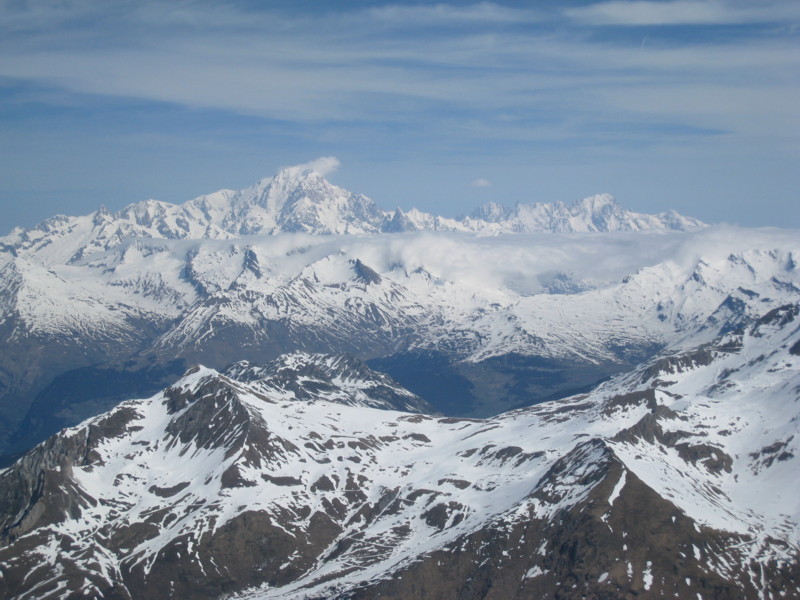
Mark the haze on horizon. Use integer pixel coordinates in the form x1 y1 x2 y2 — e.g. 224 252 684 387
0 0 798 231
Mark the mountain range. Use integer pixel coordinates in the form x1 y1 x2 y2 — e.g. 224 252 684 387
0 161 798 599
0 163 710 455
1 293 798 599
1 162 703 264
3 225 795 456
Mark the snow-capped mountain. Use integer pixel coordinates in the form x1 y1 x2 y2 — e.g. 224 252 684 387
7 352 432 465
221 352 432 413
0 161 797 599
0 164 386 265
0 160 703 266
1 295 798 599
1 226 798 456
422 192 703 234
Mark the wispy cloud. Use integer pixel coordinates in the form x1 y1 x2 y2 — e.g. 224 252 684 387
566 0 800 26
471 178 492 188
1 1 796 139
0 1 798 228
366 3 542 26
296 156 340 177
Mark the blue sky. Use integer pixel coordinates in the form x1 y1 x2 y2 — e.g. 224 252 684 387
1 0 798 230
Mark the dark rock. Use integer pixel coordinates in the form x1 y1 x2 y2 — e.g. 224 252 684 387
148 482 191 498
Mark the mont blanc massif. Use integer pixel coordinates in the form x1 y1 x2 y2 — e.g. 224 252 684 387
0 161 798 600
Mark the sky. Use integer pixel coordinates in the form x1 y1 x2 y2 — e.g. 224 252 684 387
0 0 798 231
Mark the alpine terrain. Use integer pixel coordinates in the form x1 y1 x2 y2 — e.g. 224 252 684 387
0 161 707 455
0 160 798 599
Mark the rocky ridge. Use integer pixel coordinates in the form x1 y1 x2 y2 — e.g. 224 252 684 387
0 295 798 599
221 352 433 413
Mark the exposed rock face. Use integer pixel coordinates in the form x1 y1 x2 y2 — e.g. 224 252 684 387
344 463 796 600
0 299 798 599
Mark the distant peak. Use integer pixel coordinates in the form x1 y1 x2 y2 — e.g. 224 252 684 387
471 201 509 222
92 204 113 226
571 194 618 210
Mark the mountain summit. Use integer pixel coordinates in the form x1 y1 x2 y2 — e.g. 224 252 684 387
463 193 703 234
1 160 704 263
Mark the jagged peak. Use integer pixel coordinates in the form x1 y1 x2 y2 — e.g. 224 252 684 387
471 200 509 222
220 351 432 413
163 365 244 413
227 351 377 384
92 205 114 227
352 258 382 284
569 193 618 212
382 207 413 231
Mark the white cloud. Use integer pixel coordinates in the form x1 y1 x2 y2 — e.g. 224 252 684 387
0 1 797 164
367 3 541 25
471 178 492 188
253 227 774 294
566 0 800 26
299 156 340 177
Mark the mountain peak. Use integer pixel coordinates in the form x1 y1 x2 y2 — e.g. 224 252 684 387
222 351 433 412
471 201 509 222
0 160 707 263
571 193 618 211
92 204 113 227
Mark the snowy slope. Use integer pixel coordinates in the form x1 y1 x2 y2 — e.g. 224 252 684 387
1 226 797 455
1 295 798 599
222 352 433 413
3 227 796 364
